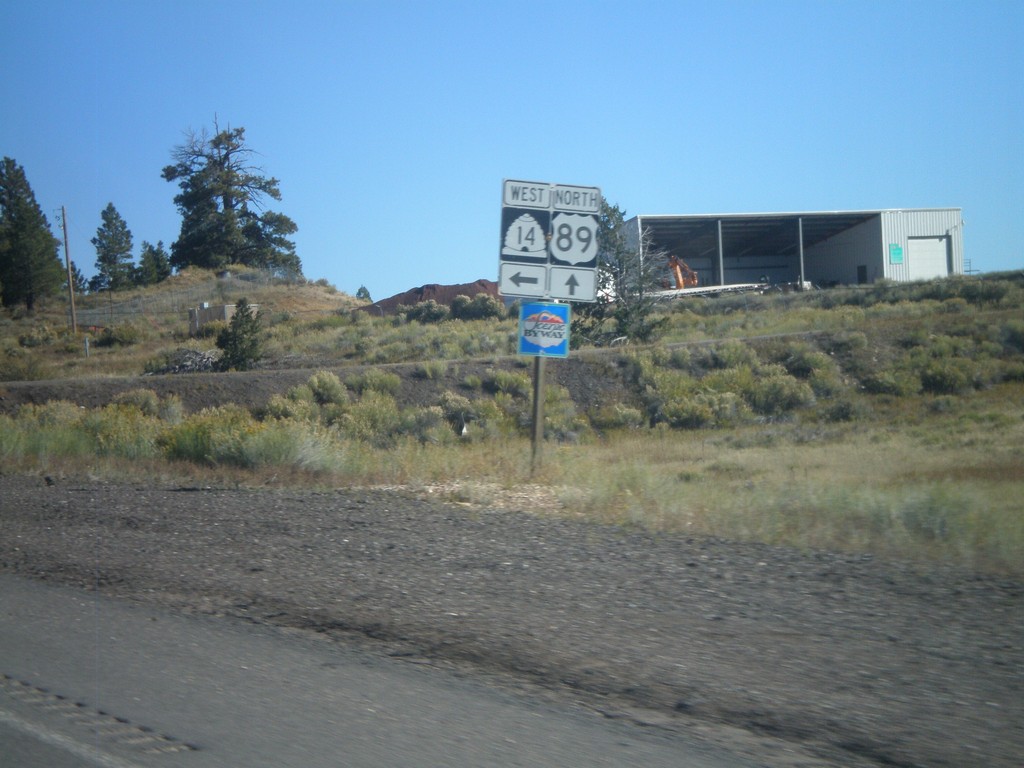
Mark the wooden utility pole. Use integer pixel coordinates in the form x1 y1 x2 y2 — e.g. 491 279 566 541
61 206 77 333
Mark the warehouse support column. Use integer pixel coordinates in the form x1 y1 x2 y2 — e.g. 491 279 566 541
798 217 806 286
716 219 725 286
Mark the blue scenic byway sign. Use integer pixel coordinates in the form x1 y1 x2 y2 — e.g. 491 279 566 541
518 301 571 358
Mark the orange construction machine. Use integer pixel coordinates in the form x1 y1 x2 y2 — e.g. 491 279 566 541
667 255 698 288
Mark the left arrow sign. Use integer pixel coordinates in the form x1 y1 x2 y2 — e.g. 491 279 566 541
511 272 539 287
499 263 546 298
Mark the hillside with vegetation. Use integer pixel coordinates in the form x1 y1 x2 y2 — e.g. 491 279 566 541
2 267 1023 574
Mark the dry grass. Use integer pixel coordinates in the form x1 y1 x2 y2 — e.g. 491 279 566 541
527 402 1024 574
4 271 1024 574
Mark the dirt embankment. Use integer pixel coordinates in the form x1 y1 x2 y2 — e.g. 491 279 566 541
1 474 1021 768
0 354 633 416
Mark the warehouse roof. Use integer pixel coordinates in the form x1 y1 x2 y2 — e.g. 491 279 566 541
633 210 882 261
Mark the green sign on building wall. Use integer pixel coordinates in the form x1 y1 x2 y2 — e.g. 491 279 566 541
889 243 904 265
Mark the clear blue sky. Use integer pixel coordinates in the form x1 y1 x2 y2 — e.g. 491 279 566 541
2 0 1021 301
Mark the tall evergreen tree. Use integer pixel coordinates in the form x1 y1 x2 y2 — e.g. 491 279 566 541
68 260 88 294
0 157 64 311
162 123 301 275
135 240 172 286
91 202 135 291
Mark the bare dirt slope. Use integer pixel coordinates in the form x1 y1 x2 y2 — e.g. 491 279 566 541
1 475 1020 768
0 354 632 416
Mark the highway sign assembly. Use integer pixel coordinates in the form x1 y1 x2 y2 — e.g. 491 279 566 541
499 179 600 302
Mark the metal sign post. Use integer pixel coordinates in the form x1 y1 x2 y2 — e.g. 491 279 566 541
531 355 545 474
516 301 571 474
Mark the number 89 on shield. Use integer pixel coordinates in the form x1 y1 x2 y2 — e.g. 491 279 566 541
549 213 597 267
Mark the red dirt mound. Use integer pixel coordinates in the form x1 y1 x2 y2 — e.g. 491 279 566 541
359 279 499 316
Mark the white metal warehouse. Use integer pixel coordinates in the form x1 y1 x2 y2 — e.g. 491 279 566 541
626 208 964 287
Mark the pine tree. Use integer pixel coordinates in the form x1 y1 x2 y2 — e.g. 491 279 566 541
68 260 88 294
135 240 172 286
216 297 263 371
570 199 667 347
0 157 64 311
91 203 135 291
162 123 300 275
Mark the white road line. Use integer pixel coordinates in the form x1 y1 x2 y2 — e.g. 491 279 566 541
0 707 145 768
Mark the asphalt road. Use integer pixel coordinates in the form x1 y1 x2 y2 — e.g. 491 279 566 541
0 574 761 768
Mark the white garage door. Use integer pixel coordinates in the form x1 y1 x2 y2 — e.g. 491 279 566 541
907 237 949 280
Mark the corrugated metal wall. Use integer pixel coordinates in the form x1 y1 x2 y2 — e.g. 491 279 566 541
881 209 964 281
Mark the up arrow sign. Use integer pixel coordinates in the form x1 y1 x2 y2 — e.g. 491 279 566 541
564 274 579 296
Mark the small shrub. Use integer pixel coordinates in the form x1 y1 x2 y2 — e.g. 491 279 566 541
449 293 506 321
158 405 256 464
747 373 815 415
543 384 587 441
711 339 758 369
306 370 348 405
920 359 974 394
346 369 402 396
80 404 161 459
807 367 845 398
264 393 319 422
195 320 228 339
484 369 531 398
335 390 403 444
158 394 184 424
662 391 750 429
0 414 23 458
820 397 869 422
1000 361 1024 382
400 406 455 444
862 369 921 397
661 396 715 428
1001 319 1024 354
651 368 700 401
825 331 868 354
403 300 450 324
18 324 56 348
780 345 833 379
667 347 692 370
18 400 84 428
589 403 647 431
112 388 160 416
701 365 756 396
413 360 448 380
941 297 969 314
0 349 54 381
225 419 339 472
439 391 475 428
469 396 522 439
97 322 141 347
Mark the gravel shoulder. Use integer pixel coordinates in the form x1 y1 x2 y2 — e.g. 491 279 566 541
1 474 1020 768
